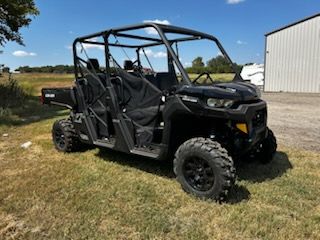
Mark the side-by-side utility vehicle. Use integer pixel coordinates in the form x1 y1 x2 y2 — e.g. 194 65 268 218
41 23 277 201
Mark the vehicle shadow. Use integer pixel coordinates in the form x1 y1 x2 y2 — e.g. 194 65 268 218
96 149 291 204
226 184 251 204
96 148 252 204
236 151 292 183
96 148 175 179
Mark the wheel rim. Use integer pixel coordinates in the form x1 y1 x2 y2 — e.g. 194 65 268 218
54 128 65 149
182 156 215 192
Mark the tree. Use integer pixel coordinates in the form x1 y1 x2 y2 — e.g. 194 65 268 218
2 66 10 73
0 0 39 46
206 55 233 73
192 57 204 67
187 56 243 74
207 55 230 67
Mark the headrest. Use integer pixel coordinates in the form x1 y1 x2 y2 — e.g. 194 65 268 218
87 58 100 71
123 60 134 71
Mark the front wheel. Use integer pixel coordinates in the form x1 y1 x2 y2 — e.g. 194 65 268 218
174 138 236 201
253 128 277 164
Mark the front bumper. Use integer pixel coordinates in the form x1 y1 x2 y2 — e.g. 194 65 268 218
206 101 268 155
226 101 268 155
179 97 268 155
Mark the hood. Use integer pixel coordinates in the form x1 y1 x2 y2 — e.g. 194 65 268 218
176 81 261 102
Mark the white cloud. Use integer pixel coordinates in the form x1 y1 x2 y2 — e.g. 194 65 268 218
81 38 104 50
12 50 37 57
184 62 191 67
142 48 153 57
153 51 167 58
66 38 104 51
139 48 167 58
237 40 247 45
226 0 245 4
143 19 171 35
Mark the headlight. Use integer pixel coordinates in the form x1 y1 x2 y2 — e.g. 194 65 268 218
207 98 234 108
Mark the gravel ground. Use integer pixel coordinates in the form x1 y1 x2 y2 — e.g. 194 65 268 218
262 92 320 152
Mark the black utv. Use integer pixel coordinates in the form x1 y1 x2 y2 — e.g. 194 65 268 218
41 23 277 201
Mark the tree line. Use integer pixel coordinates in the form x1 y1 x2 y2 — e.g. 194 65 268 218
186 56 243 74
16 65 75 73
7 57 243 74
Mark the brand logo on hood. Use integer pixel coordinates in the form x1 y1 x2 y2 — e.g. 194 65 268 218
225 87 237 93
247 88 254 93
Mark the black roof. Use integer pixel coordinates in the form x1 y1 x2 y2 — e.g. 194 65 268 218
77 23 215 42
74 22 222 50
265 13 320 36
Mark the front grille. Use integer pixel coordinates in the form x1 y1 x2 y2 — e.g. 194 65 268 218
252 109 266 128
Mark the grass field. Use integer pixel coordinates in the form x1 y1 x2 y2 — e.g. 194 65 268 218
188 73 235 82
13 73 74 95
0 73 320 239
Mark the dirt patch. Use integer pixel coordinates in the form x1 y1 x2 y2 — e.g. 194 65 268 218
262 92 320 152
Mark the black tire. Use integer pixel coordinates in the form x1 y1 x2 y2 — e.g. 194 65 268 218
254 128 277 164
174 138 236 201
52 119 80 152
246 128 277 164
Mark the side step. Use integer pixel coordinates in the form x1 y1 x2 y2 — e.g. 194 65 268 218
131 146 161 159
94 138 161 159
93 138 115 148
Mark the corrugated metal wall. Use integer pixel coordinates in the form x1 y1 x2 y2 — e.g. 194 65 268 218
265 16 320 93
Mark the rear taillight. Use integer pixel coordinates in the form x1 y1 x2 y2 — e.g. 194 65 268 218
40 94 44 104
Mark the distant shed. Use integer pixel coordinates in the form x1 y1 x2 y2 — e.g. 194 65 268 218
264 13 320 93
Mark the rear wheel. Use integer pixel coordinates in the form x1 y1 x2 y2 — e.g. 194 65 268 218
174 138 236 201
52 119 80 152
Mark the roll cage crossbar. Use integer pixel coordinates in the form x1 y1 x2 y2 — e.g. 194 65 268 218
72 23 239 85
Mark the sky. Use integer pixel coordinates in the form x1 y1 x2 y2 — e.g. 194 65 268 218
1 0 320 70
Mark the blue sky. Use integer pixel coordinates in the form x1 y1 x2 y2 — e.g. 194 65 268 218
1 0 320 70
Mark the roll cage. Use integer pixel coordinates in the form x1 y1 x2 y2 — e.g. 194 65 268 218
72 23 241 86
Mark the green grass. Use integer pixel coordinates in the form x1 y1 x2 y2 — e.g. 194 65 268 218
13 73 74 96
0 73 70 129
0 73 319 239
188 73 235 82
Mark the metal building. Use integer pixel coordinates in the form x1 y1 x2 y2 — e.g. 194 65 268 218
264 13 320 93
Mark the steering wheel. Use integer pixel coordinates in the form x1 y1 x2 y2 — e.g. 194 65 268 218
192 72 215 84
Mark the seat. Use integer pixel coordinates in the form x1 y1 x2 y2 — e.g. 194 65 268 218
123 60 134 71
83 58 106 102
87 58 100 71
116 68 162 127
145 74 159 89
145 72 178 91
156 72 179 90
84 59 109 137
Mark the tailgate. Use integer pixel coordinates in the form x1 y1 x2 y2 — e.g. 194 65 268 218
41 87 76 108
